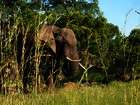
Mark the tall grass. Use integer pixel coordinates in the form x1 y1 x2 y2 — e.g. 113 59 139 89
0 80 140 105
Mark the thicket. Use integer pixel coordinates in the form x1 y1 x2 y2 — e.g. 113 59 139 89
0 0 140 93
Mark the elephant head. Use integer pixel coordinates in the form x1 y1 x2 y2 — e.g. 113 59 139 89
61 28 81 80
38 24 81 81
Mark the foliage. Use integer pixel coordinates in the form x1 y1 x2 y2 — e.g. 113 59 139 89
124 29 140 77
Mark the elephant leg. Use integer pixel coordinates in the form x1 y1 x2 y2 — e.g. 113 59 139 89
39 55 50 85
45 57 60 88
63 46 80 81
62 59 72 79
39 44 57 88
40 58 61 88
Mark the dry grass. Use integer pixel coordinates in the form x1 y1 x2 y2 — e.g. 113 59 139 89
64 82 79 90
0 80 140 105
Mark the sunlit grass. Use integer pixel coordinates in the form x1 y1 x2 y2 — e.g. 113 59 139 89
0 80 140 105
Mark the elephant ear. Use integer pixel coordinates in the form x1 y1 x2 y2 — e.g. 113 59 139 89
61 28 77 47
38 24 56 53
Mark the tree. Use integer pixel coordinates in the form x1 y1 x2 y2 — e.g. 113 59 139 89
126 29 140 78
1 0 17 6
32 0 41 3
44 0 101 16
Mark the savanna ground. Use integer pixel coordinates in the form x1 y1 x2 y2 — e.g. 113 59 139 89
0 80 140 105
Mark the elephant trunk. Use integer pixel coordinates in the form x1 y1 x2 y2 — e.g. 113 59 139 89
64 46 81 81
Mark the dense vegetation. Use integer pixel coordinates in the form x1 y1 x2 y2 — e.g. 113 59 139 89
0 0 140 94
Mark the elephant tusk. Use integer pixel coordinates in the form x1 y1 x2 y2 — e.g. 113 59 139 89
66 56 81 62
79 63 94 70
46 54 52 57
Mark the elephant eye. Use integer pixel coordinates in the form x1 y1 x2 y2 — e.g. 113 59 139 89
54 32 60 38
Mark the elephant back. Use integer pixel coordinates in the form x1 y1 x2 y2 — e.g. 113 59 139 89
38 24 61 53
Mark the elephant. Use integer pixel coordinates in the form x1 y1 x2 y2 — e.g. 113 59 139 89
16 23 81 93
38 24 81 85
